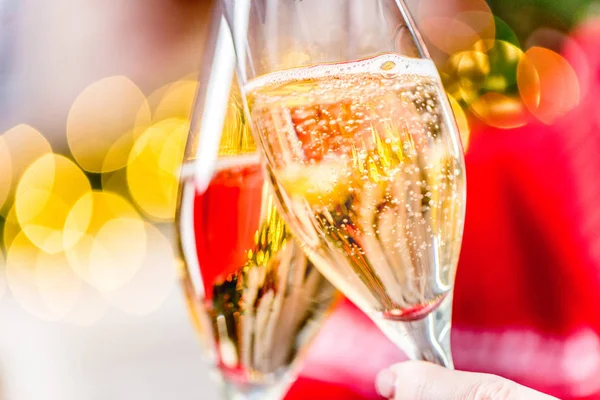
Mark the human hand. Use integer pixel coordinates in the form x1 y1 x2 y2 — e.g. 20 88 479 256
375 361 558 399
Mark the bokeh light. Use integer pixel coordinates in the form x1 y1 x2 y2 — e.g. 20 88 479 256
102 223 177 315
417 0 496 55
0 250 6 302
443 39 530 129
0 124 52 215
67 76 152 173
101 167 132 201
493 16 520 47
6 230 108 324
0 135 13 212
152 80 199 122
6 231 59 321
470 92 529 129
526 27 566 51
34 249 82 319
448 95 471 151
446 50 491 104
65 191 146 293
518 46 581 124
472 39 524 93
3 206 20 251
562 27 593 102
15 154 92 254
127 118 189 222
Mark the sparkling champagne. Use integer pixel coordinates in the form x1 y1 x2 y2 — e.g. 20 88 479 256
247 54 466 321
178 155 337 387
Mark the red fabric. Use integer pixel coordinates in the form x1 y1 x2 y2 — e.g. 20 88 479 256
288 19 600 400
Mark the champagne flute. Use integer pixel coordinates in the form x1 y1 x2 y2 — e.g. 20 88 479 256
176 6 338 399
222 0 467 368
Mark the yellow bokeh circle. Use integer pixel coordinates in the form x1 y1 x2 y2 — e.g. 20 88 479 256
5 230 106 323
3 206 20 251
127 118 189 221
153 80 199 122
65 191 146 293
67 76 152 173
6 231 59 320
34 248 83 319
0 135 12 211
101 167 131 200
1 124 52 215
15 154 91 254
102 223 176 315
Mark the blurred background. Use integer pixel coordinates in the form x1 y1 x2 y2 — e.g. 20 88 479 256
1 0 599 399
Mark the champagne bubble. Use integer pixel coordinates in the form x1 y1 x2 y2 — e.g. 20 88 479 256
381 61 397 71
245 54 438 93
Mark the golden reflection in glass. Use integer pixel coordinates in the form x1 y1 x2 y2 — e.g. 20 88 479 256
64 191 146 293
127 118 188 221
218 83 256 157
1 124 52 215
15 154 92 254
184 79 255 161
518 47 581 125
67 76 152 173
102 223 176 315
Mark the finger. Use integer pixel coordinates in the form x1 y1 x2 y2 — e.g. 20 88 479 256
376 361 558 400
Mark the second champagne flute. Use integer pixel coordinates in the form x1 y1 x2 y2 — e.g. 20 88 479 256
177 6 338 398
223 0 467 368
178 83 338 400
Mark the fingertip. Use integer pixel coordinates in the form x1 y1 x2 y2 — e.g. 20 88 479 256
375 368 397 398
389 360 446 376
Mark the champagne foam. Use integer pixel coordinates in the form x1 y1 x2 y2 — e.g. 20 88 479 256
245 53 439 92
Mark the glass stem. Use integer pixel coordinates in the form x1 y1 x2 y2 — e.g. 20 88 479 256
219 374 293 400
374 293 454 369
